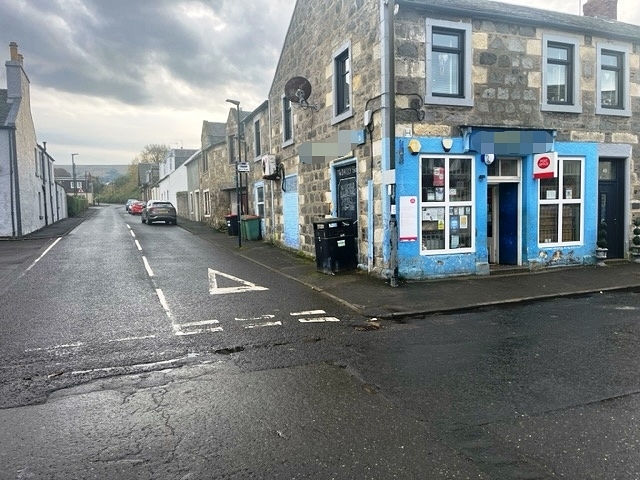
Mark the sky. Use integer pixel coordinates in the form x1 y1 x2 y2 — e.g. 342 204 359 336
0 0 638 167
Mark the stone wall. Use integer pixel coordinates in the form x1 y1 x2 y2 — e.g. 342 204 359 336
395 8 640 222
266 0 383 260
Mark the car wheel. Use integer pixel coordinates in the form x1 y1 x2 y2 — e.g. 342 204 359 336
141 216 145 223
173 220 178 225
148 219 153 225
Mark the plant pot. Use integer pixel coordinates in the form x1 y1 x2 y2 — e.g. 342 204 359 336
595 247 608 266
631 246 640 264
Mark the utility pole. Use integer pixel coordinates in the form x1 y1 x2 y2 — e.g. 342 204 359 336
71 153 79 196
226 99 242 248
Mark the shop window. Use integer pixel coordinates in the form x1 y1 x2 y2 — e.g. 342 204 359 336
596 43 631 116
541 35 581 113
538 158 583 244
425 19 473 107
420 156 474 253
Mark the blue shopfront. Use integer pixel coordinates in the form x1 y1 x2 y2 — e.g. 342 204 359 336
394 127 599 279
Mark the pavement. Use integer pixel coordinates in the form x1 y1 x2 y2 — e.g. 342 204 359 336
5 206 640 319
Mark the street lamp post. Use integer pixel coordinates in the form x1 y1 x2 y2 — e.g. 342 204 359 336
226 99 242 248
71 153 79 196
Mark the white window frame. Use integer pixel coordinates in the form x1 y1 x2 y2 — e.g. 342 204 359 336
203 189 211 217
281 95 294 147
420 155 475 254
425 19 473 107
541 34 582 113
255 182 265 218
596 42 631 117
331 41 353 125
538 156 584 247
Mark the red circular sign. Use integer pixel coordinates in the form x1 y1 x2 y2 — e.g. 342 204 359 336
537 156 551 169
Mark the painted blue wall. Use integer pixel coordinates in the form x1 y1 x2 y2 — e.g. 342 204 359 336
395 137 599 279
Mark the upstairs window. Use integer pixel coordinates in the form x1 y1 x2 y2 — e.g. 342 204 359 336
228 135 236 164
202 151 208 172
282 96 293 146
596 43 631 116
425 19 472 107
542 35 581 113
254 118 261 158
332 42 353 124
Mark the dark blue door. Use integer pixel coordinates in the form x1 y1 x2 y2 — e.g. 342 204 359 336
498 183 518 265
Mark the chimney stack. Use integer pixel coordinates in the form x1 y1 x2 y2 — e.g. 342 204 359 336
583 0 618 21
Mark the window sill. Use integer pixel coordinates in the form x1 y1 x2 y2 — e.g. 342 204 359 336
596 107 631 117
542 103 582 114
331 108 353 126
425 96 473 108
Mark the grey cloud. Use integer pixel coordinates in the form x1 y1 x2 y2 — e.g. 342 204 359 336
0 0 292 106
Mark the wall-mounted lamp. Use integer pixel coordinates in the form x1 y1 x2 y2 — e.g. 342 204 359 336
442 138 453 152
408 138 421 154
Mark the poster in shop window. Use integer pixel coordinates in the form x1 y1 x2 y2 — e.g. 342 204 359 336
399 196 418 242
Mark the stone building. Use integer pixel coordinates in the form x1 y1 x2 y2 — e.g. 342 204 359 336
250 0 640 279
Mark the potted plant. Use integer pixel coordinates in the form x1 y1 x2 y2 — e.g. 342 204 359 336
631 217 640 263
596 220 608 266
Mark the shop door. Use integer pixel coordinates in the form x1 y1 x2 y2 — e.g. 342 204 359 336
335 163 357 243
488 184 519 265
598 159 625 258
497 183 519 265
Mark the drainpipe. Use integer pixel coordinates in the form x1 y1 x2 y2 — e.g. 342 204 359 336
382 0 398 286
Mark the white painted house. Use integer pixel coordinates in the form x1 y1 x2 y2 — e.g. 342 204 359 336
0 42 67 238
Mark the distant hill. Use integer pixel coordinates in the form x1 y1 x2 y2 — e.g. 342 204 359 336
57 164 130 183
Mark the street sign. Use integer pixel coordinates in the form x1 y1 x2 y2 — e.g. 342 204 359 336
237 162 250 172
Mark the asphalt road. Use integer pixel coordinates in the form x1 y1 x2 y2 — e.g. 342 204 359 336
2 205 640 479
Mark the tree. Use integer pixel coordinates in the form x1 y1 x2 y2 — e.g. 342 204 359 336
133 144 170 164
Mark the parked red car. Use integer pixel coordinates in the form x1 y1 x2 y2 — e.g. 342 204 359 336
129 201 145 215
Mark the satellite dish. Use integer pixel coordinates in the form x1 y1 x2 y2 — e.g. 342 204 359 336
284 76 312 104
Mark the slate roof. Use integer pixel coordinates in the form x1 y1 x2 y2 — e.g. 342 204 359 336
0 89 10 125
401 0 640 41
202 121 226 148
172 149 198 170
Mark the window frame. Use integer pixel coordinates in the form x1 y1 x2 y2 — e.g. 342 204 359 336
420 155 475 254
254 118 261 159
425 19 473 107
596 42 631 117
227 135 236 164
537 156 584 247
281 95 294 147
202 150 209 172
203 189 211 217
541 34 582 113
255 183 265 218
332 41 353 125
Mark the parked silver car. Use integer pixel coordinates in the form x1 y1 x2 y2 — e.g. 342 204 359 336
141 200 177 225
